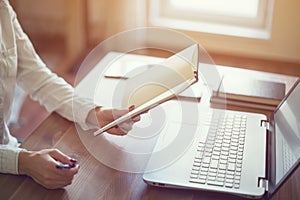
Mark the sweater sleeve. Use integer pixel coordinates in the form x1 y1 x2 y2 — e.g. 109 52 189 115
9 2 96 130
0 144 22 174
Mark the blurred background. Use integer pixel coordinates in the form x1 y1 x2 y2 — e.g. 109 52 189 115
8 0 300 140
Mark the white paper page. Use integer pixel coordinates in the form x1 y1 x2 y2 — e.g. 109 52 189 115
121 44 198 107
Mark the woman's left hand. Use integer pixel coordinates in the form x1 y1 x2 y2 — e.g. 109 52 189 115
95 106 140 135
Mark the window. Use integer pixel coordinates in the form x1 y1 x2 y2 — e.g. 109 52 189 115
149 0 275 39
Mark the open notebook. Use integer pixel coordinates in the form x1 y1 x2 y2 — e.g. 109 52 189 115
93 44 199 136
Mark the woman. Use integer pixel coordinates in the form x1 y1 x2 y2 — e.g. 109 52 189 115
0 0 138 189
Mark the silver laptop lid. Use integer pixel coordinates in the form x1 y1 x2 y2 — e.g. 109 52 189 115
267 78 300 198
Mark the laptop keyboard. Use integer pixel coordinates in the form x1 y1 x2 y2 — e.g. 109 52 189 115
189 113 247 189
282 138 297 173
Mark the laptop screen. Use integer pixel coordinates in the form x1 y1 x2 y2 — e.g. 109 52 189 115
270 79 300 194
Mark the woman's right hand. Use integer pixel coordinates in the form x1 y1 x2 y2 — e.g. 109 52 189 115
18 148 79 189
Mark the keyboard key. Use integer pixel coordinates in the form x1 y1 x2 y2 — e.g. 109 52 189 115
236 167 242 172
211 155 220 160
237 155 243 160
225 182 233 188
221 151 229 156
224 136 231 140
234 179 240 184
228 163 236 171
230 146 238 151
208 175 216 181
200 171 208 176
218 169 226 175
210 159 219 169
202 157 210 164
219 163 227 170
226 174 234 180
209 168 217 173
223 139 231 144
232 135 239 140
201 166 209 172
190 178 206 184
202 163 210 168
205 148 213 154
232 138 239 143
195 152 203 159
190 174 198 179
215 143 222 148
193 162 201 167
227 171 234 176
216 177 225 183
207 180 224 187
223 143 230 148
197 146 205 151
229 154 237 159
217 173 225 178
199 175 207 180
220 155 228 161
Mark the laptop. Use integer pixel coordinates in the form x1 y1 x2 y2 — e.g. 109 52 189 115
143 78 300 199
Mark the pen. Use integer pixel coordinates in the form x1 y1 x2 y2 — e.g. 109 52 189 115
56 163 76 170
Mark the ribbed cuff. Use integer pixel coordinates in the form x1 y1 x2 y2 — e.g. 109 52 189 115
0 145 23 175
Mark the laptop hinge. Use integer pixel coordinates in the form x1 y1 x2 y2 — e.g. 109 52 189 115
258 177 269 191
260 120 270 131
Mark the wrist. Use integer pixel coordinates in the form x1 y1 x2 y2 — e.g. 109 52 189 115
86 106 101 127
18 150 33 175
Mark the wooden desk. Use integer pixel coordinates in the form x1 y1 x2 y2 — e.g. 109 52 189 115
1 53 299 199
0 112 299 200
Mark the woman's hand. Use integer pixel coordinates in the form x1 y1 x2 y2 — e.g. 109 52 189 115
18 149 79 189
95 106 140 135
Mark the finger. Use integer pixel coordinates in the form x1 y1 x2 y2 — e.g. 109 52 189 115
129 105 135 112
118 121 133 133
49 149 74 164
33 165 77 189
51 168 79 188
107 126 128 135
128 105 141 122
132 115 140 122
